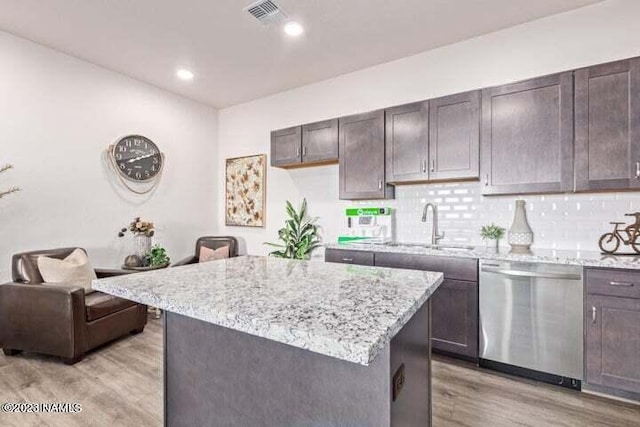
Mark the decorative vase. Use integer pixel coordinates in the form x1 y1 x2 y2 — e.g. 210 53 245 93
133 234 152 258
124 255 143 268
508 200 534 253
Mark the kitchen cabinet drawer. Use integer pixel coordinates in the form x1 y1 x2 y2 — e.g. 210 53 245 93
585 294 640 393
324 249 374 266
374 253 478 282
585 268 640 300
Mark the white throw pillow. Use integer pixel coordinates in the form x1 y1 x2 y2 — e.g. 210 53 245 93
37 248 97 294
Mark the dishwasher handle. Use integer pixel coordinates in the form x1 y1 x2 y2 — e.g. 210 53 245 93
481 265 582 281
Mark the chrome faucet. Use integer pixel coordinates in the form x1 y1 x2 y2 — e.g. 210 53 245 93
422 203 445 245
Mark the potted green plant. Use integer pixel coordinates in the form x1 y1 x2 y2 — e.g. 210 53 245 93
480 223 506 252
0 164 20 199
146 245 170 268
264 199 321 260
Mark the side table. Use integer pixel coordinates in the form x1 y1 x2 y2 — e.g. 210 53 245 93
98 264 169 319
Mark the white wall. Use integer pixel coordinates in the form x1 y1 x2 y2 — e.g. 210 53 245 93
216 0 640 256
0 31 218 282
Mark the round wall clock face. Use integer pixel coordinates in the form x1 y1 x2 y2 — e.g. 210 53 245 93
112 135 163 182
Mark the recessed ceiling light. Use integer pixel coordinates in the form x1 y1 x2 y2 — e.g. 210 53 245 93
176 69 194 81
284 21 304 37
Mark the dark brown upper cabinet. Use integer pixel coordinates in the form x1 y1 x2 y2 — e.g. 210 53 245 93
271 119 339 168
575 58 640 191
481 72 574 195
429 90 481 181
339 110 394 200
271 126 302 167
301 119 339 165
385 102 429 184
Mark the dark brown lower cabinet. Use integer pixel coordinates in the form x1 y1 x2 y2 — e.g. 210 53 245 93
325 248 479 360
585 294 640 394
430 279 478 359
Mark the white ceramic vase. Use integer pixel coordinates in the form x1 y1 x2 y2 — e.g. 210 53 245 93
508 200 534 253
133 234 152 258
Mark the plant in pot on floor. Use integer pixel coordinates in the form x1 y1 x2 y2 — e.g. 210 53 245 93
264 198 321 260
480 223 506 252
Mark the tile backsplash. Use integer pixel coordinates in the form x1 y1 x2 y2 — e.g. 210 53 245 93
352 182 640 252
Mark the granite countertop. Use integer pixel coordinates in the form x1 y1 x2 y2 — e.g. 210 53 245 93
325 243 640 270
92 256 443 366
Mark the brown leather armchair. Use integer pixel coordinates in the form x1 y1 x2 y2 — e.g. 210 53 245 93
0 248 147 364
173 236 239 266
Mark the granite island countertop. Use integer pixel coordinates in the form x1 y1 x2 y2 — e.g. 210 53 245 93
92 256 443 366
325 242 640 270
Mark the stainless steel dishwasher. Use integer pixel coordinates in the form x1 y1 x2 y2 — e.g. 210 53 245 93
479 260 583 389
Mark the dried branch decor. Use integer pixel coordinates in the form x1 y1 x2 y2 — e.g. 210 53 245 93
0 164 20 199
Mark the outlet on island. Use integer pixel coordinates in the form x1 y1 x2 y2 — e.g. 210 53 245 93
392 363 405 402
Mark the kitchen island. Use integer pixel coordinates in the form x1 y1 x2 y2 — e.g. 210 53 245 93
93 256 443 427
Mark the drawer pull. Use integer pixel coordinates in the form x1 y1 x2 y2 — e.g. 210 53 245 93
342 258 354 262
609 281 634 287
592 306 597 324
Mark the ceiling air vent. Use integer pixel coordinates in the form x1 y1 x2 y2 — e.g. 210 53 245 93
244 0 288 26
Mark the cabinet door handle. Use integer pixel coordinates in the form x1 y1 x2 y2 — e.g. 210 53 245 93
431 160 435 172
378 179 383 190
422 160 427 173
485 174 489 186
302 146 306 157
610 281 634 287
635 161 640 179
591 306 597 324
296 147 300 157
342 258 354 262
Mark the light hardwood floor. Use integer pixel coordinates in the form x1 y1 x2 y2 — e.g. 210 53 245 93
1 316 638 426
0 316 163 427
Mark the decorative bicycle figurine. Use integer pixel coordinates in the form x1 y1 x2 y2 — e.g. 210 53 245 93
599 212 640 254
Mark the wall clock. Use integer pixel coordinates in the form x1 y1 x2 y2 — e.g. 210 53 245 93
108 135 165 194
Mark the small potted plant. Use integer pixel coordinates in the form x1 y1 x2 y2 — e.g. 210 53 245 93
118 217 155 257
480 223 506 252
146 244 170 268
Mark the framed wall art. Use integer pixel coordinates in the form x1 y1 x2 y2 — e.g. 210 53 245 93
225 154 266 227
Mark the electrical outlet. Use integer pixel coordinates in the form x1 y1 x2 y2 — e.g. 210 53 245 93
392 363 405 402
